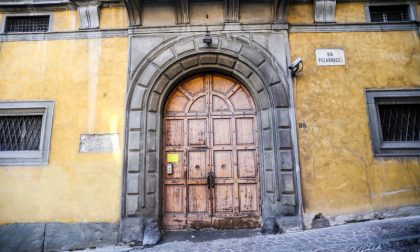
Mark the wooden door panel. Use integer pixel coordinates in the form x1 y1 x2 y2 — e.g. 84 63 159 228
214 184 234 213
212 96 231 112
236 118 255 145
237 150 256 178
182 75 205 96
212 75 235 95
164 151 184 179
188 151 207 179
166 90 190 112
162 215 187 230
188 185 208 213
212 216 260 229
165 119 184 146
229 88 254 111
163 74 260 230
213 118 231 145
239 184 258 212
189 96 206 112
214 150 233 179
188 119 207 146
165 185 186 213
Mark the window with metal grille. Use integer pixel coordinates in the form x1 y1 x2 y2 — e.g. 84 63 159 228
368 5 410 22
378 104 420 142
5 15 50 33
0 101 54 166
365 90 420 157
0 115 43 151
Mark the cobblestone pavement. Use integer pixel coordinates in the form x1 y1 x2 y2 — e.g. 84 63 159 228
85 216 420 252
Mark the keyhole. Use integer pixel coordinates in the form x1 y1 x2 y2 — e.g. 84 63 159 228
221 164 226 169
195 165 200 169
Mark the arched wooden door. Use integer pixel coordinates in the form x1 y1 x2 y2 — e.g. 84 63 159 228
162 74 260 230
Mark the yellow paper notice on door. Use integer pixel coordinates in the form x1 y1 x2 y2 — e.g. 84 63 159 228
167 153 179 163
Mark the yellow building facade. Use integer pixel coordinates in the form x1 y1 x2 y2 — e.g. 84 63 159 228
0 0 419 250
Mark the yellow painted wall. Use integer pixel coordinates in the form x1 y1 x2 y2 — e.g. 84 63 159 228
288 3 313 24
142 3 176 27
289 31 420 225
336 2 366 23
288 2 387 24
53 10 79 32
100 6 129 29
240 2 272 24
190 2 224 25
417 2 420 21
0 37 128 224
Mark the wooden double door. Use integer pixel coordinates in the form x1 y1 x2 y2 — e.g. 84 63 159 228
162 74 261 230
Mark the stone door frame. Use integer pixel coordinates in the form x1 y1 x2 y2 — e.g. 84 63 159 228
121 34 302 241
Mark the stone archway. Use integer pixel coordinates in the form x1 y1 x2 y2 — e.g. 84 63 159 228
121 34 301 243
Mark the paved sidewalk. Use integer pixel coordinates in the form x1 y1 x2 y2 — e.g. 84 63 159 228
84 216 420 252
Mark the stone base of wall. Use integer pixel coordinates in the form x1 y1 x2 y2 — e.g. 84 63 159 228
2 208 419 251
0 222 119 252
0 218 161 252
303 205 420 229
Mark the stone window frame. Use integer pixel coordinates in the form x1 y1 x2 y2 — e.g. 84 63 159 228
365 89 420 157
0 13 53 34
364 2 417 23
0 101 55 166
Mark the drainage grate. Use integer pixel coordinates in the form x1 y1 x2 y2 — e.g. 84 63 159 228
369 5 410 22
5 16 50 33
0 115 43 151
378 104 420 142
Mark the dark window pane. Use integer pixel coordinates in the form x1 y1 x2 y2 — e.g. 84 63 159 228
378 104 420 142
0 116 43 151
369 5 410 22
5 16 49 33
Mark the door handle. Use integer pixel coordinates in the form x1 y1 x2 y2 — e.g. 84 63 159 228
207 172 211 189
207 171 216 189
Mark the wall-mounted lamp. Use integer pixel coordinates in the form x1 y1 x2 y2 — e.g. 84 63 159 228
203 28 212 46
289 57 303 77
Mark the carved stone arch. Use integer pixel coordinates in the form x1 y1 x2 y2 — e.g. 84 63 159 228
122 34 300 242
128 34 289 100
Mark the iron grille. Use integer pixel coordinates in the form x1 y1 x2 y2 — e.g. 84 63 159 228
369 5 410 22
0 115 43 151
378 104 420 142
5 16 49 33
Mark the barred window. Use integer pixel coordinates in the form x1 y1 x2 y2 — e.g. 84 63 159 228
365 90 420 157
0 115 43 151
0 101 54 166
368 5 411 22
5 15 50 33
378 104 420 142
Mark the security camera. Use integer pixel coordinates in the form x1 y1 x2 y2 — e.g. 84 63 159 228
289 57 303 77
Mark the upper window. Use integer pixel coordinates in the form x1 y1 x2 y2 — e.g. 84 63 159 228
365 89 420 157
4 15 50 33
367 4 413 22
0 101 54 166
